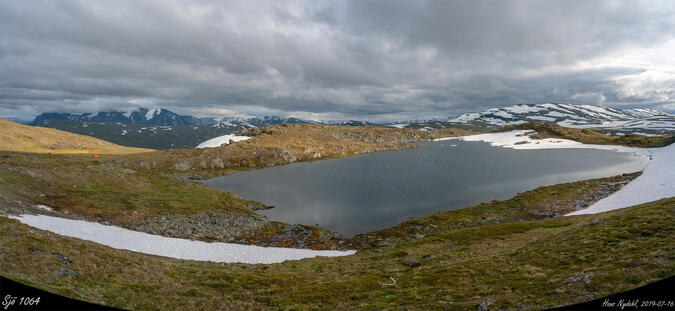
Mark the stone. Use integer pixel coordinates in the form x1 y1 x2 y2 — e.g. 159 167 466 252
51 252 72 265
401 260 421 268
138 160 151 169
210 157 224 169
279 149 297 163
28 247 44 253
174 160 190 171
53 269 78 278
564 272 594 284
478 298 494 311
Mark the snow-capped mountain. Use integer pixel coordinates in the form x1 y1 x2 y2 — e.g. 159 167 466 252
448 103 675 135
222 116 312 126
31 108 214 126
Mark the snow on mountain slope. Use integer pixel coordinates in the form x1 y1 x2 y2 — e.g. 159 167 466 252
196 134 252 148
31 107 209 126
451 103 675 135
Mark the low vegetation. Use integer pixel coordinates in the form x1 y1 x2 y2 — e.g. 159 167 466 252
0 121 672 309
118 124 478 178
499 122 675 148
1 185 672 310
0 120 151 154
0 124 475 246
0 152 257 223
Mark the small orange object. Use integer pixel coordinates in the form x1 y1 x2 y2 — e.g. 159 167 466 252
93 154 99 158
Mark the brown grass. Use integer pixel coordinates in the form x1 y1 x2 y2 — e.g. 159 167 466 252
119 124 477 178
0 119 152 154
499 122 675 148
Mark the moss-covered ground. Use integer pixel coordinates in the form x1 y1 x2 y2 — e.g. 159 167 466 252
0 186 672 310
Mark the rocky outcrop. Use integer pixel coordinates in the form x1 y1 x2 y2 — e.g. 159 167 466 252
131 213 268 242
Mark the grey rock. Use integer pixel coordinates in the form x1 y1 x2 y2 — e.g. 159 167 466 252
51 252 72 265
210 157 224 169
279 149 297 163
53 269 78 278
29 247 44 253
373 239 390 247
564 272 594 284
174 160 190 171
131 213 267 242
401 260 421 268
478 298 494 311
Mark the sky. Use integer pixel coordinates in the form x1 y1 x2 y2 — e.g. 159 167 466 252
1 0 674 121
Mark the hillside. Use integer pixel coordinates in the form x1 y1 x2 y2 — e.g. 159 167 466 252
119 124 478 178
1 182 672 310
0 120 152 154
499 122 675 148
32 119 253 150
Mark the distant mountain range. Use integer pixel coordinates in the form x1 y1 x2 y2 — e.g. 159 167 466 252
30 108 213 126
23 103 675 149
396 103 675 136
30 108 382 128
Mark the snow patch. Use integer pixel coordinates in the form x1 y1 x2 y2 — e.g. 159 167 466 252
389 123 409 129
503 104 546 114
434 130 649 156
8 214 355 264
35 205 53 212
567 143 674 215
145 108 160 120
196 134 252 148
527 116 557 122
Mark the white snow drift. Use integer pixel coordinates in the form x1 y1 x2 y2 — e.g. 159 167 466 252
9 214 355 264
196 134 251 148
568 143 674 215
437 130 674 215
435 130 648 155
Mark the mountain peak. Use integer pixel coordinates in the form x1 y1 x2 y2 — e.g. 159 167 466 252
31 107 211 126
449 103 673 135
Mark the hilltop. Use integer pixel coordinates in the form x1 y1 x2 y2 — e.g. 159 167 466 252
119 124 477 178
0 120 151 155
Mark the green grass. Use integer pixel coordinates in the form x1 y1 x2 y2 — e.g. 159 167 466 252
0 152 256 222
1 190 672 310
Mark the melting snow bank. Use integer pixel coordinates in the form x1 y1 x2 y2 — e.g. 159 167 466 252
8 214 355 264
435 130 673 216
435 130 650 156
196 134 252 148
567 143 675 215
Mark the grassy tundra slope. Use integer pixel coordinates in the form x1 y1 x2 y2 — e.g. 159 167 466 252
0 119 151 154
1 188 672 310
118 124 477 179
0 122 673 309
0 124 475 247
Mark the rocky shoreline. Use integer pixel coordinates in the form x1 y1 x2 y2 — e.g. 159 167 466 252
1 172 641 251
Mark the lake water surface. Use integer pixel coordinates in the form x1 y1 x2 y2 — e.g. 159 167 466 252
207 140 648 236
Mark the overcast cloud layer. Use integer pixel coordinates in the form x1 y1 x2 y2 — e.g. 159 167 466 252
1 0 674 121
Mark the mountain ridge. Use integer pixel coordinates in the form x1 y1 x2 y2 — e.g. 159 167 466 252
397 103 674 135
30 108 213 127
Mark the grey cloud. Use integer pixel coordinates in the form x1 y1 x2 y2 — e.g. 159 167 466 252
0 0 674 121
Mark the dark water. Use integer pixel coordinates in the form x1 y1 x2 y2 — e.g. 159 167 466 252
207 140 648 236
